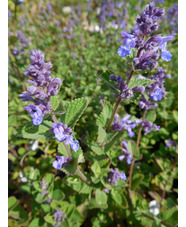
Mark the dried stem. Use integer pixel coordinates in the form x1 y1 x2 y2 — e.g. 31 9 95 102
129 109 147 188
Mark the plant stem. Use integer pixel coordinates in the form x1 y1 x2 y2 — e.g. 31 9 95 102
142 213 172 227
105 69 135 132
51 113 91 184
106 96 121 132
76 167 91 184
129 109 147 188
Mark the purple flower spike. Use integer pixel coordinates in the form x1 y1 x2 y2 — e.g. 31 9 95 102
118 46 131 57
112 114 140 137
53 209 66 226
70 140 79 152
140 120 160 134
107 168 127 185
52 156 72 170
24 104 43 125
165 139 177 148
149 87 164 101
47 78 63 96
119 141 133 164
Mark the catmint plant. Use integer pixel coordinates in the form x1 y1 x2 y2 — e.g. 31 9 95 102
9 1 177 226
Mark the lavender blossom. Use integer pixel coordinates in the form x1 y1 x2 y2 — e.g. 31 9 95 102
53 209 66 227
20 50 63 125
139 95 158 110
112 114 140 137
165 139 177 148
167 4 178 33
24 104 43 125
136 1 165 36
119 141 132 164
52 156 72 170
50 123 79 152
140 120 160 134
40 179 48 195
107 168 126 185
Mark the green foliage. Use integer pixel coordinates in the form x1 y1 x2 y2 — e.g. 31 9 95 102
63 98 88 128
8 0 178 226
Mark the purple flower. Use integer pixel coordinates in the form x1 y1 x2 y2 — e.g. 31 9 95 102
70 140 79 152
47 3 52 11
24 104 43 125
139 95 158 110
107 168 126 185
118 32 136 57
167 4 178 33
47 78 62 96
157 34 176 61
112 114 140 137
149 87 164 101
53 209 66 227
40 179 48 195
136 2 165 35
165 139 177 148
51 123 79 152
118 46 131 57
140 120 160 134
51 123 72 142
27 86 47 100
52 156 72 170
119 141 132 164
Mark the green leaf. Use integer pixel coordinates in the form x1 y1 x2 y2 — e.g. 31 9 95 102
58 143 69 156
64 98 88 128
161 207 178 227
50 95 59 111
87 199 108 209
44 214 55 224
91 161 101 178
65 175 92 194
29 218 44 227
8 196 18 211
111 189 128 209
96 100 113 128
97 125 118 145
97 69 120 93
127 140 140 159
52 189 65 200
145 110 157 122
61 158 78 175
128 78 154 89
132 173 144 190
17 120 54 140
95 190 108 205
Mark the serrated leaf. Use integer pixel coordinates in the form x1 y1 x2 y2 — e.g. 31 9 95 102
96 100 113 128
95 189 108 205
52 189 65 200
87 199 108 209
111 189 128 209
145 110 156 122
61 158 78 175
128 78 154 89
64 98 88 128
17 120 54 140
161 207 178 227
8 196 18 211
65 176 92 194
97 69 120 93
97 125 118 145
44 214 55 224
132 173 144 190
58 143 69 156
50 95 59 111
